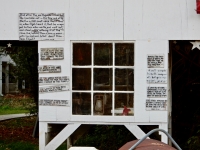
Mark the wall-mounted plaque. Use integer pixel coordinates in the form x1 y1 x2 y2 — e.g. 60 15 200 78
39 76 69 85
146 99 167 111
147 69 167 83
38 65 61 73
19 13 64 41
147 54 164 68
147 87 167 98
39 99 70 106
39 85 69 93
40 48 64 60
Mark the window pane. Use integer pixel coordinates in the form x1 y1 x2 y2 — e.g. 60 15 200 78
72 92 91 115
114 93 134 116
73 43 91 66
94 68 112 91
115 43 134 66
72 68 91 90
94 43 112 66
115 69 134 91
93 93 112 116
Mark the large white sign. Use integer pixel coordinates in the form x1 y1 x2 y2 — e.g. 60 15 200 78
19 13 64 41
39 76 69 85
40 48 64 60
39 99 70 106
146 99 167 111
38 65 61 73
39 85 69 93
147 54 164 68
147 87 167 98
147 69 167 83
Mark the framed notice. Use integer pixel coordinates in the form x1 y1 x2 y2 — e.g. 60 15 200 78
147 69 167 84
40 48 64 60
39 99 70 106
39 76 69 85
147 87 167 98
147 54 164 68
19 13 64 41
146 99 167 111
39 85 69 93
38 65 61 73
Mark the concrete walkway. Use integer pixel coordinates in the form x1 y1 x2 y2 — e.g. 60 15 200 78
0 113 29 121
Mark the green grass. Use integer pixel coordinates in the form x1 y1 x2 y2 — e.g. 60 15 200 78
0 141 38 150
0 97 36 115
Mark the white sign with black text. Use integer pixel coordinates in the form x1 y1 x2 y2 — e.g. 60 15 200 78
39 85 69 93
146 99 167 111
147 54 164 68
39 99 70 106
147 87 167 98
38 65 61 73
39 76 69 85
147 69 167 83
40 48 64 60
19 13 64 41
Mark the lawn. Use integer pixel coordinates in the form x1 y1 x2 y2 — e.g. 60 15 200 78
0 95 36 115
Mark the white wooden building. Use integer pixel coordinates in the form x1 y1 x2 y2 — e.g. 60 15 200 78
0 0 200 149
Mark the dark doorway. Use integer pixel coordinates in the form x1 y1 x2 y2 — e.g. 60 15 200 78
170 40 200 149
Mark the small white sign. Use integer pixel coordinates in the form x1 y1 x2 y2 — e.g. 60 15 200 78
38 65 61 73
39 76 69 85
40 48 64 60
147 69 167 84
147 87 167 98
146 99 167 111
147 54 164 68
39 99 70 106
19 13 64 41
39 85 69 93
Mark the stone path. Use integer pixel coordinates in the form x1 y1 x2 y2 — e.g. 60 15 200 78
0 113 28 121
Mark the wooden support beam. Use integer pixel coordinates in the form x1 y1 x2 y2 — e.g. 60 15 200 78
45 123 81 150
125 125 149 139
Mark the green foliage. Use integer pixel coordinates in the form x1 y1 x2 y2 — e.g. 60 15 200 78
9 46 38 107
0 97 35 115
74 125 136 150
0 141 38 150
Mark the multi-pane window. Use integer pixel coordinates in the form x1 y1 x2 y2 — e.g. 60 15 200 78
72 42 134 116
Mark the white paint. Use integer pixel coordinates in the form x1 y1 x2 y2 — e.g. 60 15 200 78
125 125 150 139
45 123 81 150
190 41 200 50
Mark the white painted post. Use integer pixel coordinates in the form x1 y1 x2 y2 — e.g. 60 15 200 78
39 122 48 150
159 123 168 144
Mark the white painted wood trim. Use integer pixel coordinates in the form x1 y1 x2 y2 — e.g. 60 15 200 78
45 123 81 150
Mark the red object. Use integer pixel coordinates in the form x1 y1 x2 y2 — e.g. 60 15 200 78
122 106 131 115
197 0 200 14
119 139 176 150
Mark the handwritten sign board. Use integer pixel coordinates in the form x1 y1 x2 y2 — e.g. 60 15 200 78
38 65 61 73
39 99 70 106
39 76 69 85
147 87 167 98
146 99 167 111
147 69 167 83
147 54 164 68
39 85 69 93
19 13 64 41
40 48 64 60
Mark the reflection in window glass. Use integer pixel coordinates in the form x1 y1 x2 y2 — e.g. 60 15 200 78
73 43 91 66
114 93 134 116
94 43 112 66
93 68 112 91
115 43 134 66
72 93 91 115
72 68 91 90
115 69 134 91
93 93 112 116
